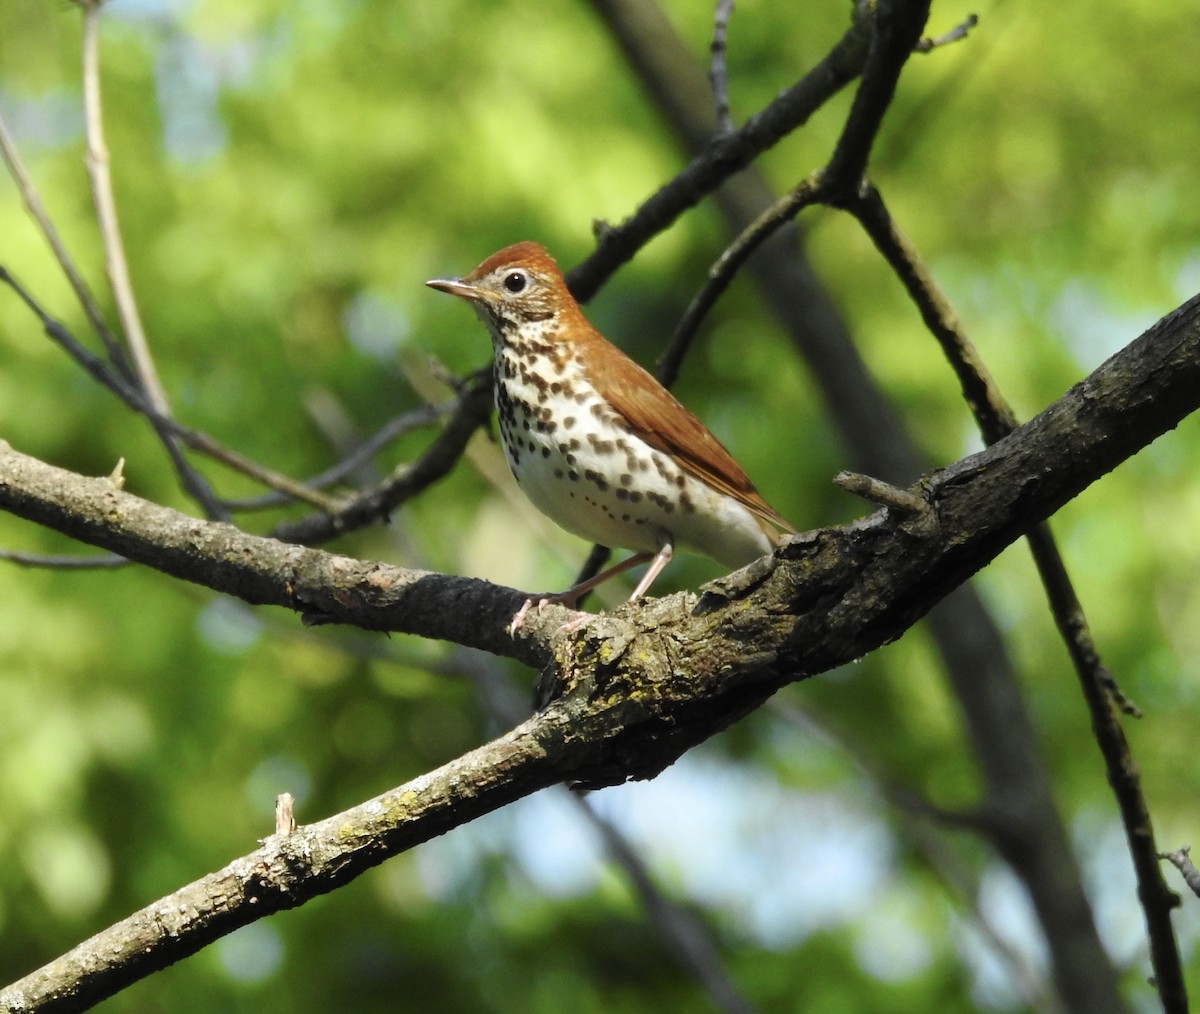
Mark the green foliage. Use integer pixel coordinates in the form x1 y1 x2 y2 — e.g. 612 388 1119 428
1 0 1198 1010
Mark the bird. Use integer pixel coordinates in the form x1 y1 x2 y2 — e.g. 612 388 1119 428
427 241 794 630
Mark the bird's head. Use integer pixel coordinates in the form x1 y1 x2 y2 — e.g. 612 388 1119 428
426 242 577 342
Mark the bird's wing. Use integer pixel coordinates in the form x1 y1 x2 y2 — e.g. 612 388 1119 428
592 342 795 535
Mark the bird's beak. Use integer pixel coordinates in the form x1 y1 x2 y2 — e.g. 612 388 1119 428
426 276 485 303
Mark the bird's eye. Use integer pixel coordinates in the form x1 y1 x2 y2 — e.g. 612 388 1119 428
502 270 529 294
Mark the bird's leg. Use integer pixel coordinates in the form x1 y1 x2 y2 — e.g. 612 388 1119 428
555 542 675 634
626 542 673 602
510 550 661 633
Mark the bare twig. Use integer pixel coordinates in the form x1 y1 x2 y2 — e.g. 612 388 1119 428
79 0 169 416
221 402 453 512
2 1 230 519
2 112 225 520
769 697 1058 1011
2 12 339 519
0 111 130 376
709 0 736 134
570 0 874 302
658 0 929 383
574 794 763 1014
269 368 494 545
915 13 979 53
833 470 926 515
0 269 339 512
658 172 824 388
1160 847 1200 899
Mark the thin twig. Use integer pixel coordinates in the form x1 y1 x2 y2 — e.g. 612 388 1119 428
269 368 494 545
0 109 131 377
573 795 763 1014
769 697 1057 1011
71 1 235 518
709 0 735 134
1160 847 1200 899
659 0 928 383
221 402 453 512
915 13 979 53
78 0 169 416
847 182 1185 1014
3 87 224 518
833 470 926 515
0 269 340 512
3 12 324 518
658 172 824 388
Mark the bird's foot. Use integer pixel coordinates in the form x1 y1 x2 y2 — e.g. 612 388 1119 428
510 592 589 634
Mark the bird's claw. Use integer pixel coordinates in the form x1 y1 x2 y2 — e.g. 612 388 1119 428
509 593 588 635
509 596 542 633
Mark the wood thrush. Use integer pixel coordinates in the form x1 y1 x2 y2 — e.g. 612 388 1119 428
427 241 794 629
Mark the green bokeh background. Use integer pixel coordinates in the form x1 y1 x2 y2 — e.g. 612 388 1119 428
1 1 1198 1011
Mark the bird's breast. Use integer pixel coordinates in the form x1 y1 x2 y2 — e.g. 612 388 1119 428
492 348 773 567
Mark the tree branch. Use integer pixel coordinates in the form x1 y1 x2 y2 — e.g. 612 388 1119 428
0 294 1193 727
0 292 1191 682
571 0 873 301
848 183 1184 1011
822 0 931 203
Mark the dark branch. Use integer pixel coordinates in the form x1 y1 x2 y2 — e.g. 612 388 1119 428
822 0 932 203
848 182 1185 1011
570 0 873 301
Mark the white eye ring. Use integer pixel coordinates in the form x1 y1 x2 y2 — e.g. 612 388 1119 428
502 269 529 295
